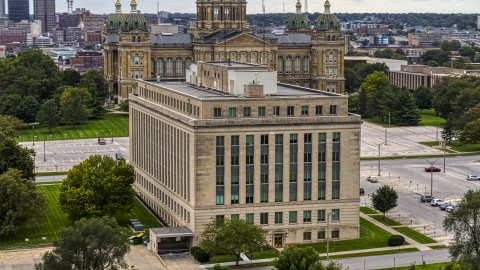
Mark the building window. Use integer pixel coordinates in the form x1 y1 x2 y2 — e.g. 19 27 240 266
301 106 308 116
289 211 297 223
251 53 257 64
216 156 224 166
231 135 239 146
277 56 283 73
220 53 225 61
316 105 323 115
258 107 266 117
285 56 292 74
261 134 269 145
276 134 283 145
185 57 192 70
166 57 173 76
330 105 337 115
216 135 225 204
287 106 294 116
231 155 239 165
290 134 297 144
205 53 211 61
214 108 222 118
303 232 312 241
303 210 311 223
241 53 246 63
244 107 251 117
303 57 309 74
273 106 280 116
231 214 239 221
225 7 230 20
332 230 340 239
275 154 283 164
229 107 237 118
230 52 236 61
176 57 183 75
318 231 326 240
318 210 325 222
294 56 301 74
246 213 254 223
275 212 283 224
260 213 268 225
332 209 340 221
304 82 309 88
261 52 267 64
214 7 219 20
246 155 254 164
246 135 254 145
157 58 164 76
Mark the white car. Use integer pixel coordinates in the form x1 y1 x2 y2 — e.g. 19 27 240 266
467 175 479 181
367 176 378 183
431 199 446 206
446 204 458 212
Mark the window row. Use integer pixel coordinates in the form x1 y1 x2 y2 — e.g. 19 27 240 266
277 56 310 74
202 6 242 22
150 57 192 77
138 87 200 117
216 133 339 146
213 105 337 118
217 209 340 225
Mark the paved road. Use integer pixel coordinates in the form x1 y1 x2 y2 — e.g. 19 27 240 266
35 175 66 182
247 249 450 270
360 155 480 244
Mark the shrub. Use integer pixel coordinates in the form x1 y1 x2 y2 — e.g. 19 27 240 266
119 99 129 112
190 246 201 255
212 264 229 270
388 235 405 246
193 247 210 263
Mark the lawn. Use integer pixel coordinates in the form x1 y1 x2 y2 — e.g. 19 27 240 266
393 227 436 244
321 247 419 260
420 140 480 153
360 207 378 214
16 113 129 142
418 109 445 127
299 217 393 253
370 215 402 226
362 117 395 128
35 171 68 177
207 249 279 264
375 262 447 270
0 184 161 250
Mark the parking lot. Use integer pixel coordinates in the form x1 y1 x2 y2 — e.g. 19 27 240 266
360 155 480 244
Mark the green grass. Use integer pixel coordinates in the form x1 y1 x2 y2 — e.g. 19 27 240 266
362 118 396 128
320 247 419 260
299 217 393 253
418 110 446 127
35 171 68 177
16 113 129 142
370 215 402 226
420 140 480 153
375 262 447 270
0 184 161 250
429 245 448 250
360 207 378 214
393 227 436 244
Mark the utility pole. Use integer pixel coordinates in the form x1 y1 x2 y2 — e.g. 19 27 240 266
443 138 446 173
385 129 387 145
424 158 440 196
374 142 385 176
43 140 46 162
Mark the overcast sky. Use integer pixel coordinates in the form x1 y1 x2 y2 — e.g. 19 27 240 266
27 0 480 15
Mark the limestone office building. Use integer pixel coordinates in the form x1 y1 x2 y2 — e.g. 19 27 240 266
130 61 361 252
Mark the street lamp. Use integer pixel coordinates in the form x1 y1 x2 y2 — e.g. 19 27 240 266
443 138 446 173
33 135 37 146
374 141 385 176
326 211 335 259
388 113 391 128
43 140 46 162
111 124 114 142
64 134 67 140
424 158 440 196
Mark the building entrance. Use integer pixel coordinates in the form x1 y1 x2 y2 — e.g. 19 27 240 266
274 234 283 248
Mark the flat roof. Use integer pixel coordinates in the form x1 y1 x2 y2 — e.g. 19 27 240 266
203 61 267 68
142 79 343 100
150 226 194 237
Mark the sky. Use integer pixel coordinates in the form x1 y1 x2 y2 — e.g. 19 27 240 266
25 0 480 15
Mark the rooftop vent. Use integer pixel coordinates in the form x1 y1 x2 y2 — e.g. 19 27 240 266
162 32 173 36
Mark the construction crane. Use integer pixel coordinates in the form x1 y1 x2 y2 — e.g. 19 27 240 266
67 0 74 14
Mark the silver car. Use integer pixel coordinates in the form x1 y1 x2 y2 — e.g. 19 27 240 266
467 175 479 181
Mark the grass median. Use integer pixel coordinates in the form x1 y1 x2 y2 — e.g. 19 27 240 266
420 140 480 153
393 227 436 244
375 262 447 270
0 184 161 250
16 113 129 142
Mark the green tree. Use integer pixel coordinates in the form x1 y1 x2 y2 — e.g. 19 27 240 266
371 185 398 219
460 119 480 145
36 99 61 133
432 40 441 47
0 132 35 180
368 86 395 122
442 262 461 270
0 115 26 137
424 60 439 67
348 94 359 112
59 87 92 128
443 189 480 269
273 246 343 270
60 69 81 86
34 216 130 270
413 86 433 112
354 63 389 83
388 36 395 45
344 67 361 93
58 155 135 221
358 88 369 117
393 90 421 126
0 169 46 236
458 46 476 57
119 99 129 112
201 218 268 266
359 71 390 96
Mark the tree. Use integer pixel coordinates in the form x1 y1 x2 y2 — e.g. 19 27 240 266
201 218 268 266
36 99 61 133
358 88 369 117
58 155 135 221
361 39 369 47
59 87 92 128
460 119 480 145
0 169 46 236
34 216 130 270
443 189 480 269
393 90 421 126
413 86 433 112
60 69 81 86
359 71 390 96
354 63 389 83
458 46 476 57
424 60 439 67
0 115 26 137
119 99 129 112
0 132 35 180
273 246 343 270
388 36 395 45
348 94 359 112
371 185 398 219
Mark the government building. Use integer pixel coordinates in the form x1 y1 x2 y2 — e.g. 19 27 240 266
103 0 346 103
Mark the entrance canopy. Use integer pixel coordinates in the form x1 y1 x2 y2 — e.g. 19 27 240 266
150 227 194 254
150 227 194 238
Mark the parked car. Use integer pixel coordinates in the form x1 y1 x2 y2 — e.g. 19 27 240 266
115 152 123 160
360 188 365 196
425 167 441 172
467 175 479 181
420 195 436 202
367 176 378 183
439 203 451 210
431 199 446 206
446 204 458 212
98 138 106 145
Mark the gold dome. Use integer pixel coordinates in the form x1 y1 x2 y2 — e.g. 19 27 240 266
325 0 330 4
296 1 301 5
131 0 136 3
116 0 121 4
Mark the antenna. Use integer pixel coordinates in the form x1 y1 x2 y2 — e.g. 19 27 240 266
305 0 308 13
263 0 266 65
67 0 74 14
157 1 159 23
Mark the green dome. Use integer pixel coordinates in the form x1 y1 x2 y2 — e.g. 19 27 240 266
286 2 310 31
314 1 340 31
106 13 125 31
120 13 148 32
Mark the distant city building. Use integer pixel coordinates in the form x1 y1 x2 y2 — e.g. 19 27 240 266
158 10 169 19
477 15 480 30
369 35 388 46
354 26 389 36
0 46 5 57
58 13 80 28
0 0 5 17
0 29 27 44
8 0 29 22
83 14 104 45
408 32 451 47
70 51 104 72
34 0 56 33
151 24 179 34
344 56 407 71
34 36 54 47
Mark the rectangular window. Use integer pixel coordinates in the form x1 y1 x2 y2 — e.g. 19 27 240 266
246 155 254 165
246 135 254 145
318 210 325 222
275 154 283 164
316 105 323 115
275 212 283 224
216 195 224 205
304 153 312 162
289 211 297 223
330 105 337 115
231 135 239 146
214 108 222 118
319 133 326 143
261 135 269 145
216 136 224 146
303 232 312 241
289 153 297 163
303 210 311 223
258 107 266 117
261 173 268 183
332 230 340 239
261 154 268 164
229 107 237 117
273 106 280 116
301 106 309 116
333 132 340 142
332 209 340 221
231 214 239 221
260 213 268 225
244 107 251 117
290 134 298 144
318 180 326 200
304 133 312 144
231 156 239 165
246 192 254 204
287 106 295 116
216 156 224 166
216 176 224 185
318 231 326 240
231 194 239 204
231 174 239 184
245 213 254 223
332 181 340 199
275 134 283 144
246 174 253 184
289 187 297 201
